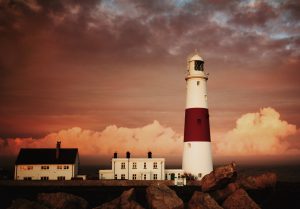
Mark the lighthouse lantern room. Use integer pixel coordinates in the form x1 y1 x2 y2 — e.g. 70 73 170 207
182 53 213 179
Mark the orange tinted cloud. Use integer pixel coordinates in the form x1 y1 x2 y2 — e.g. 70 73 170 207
214 107 298 156
0 108 299 165
0 121 182 158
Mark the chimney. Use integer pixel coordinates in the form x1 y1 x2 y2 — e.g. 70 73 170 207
113 152 118 158
148 151 152 158
126 151 130 159
56 141 61 159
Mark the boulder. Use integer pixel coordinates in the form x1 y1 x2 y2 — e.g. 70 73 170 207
211 183 240 202
37 192 88 209
188 191 223 209
238 172 277 190
7 198 49 209
201 163 237 192
93 188 144 209
146 183 184 209
222 189 261 209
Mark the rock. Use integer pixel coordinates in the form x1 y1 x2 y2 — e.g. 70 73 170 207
146 183 184 209
37 192 88 209
238 172 277 190
222 189 261 209
211 183 240 202
188 191 223 209
93 188 144 209
201 163 237 192
7 198 49 209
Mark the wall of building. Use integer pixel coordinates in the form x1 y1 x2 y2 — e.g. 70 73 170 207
165 169 185 180
15 164 76 180
100 158 165 180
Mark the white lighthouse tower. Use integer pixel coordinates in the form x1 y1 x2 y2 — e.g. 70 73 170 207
182 53 213 179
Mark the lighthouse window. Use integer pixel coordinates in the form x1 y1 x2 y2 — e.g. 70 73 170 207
197 118 202 124
195 60 204 71
197 81 200 86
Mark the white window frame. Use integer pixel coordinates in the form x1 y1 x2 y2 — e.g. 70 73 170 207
121 162 126 169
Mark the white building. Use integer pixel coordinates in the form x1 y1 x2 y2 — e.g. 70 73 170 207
99 152 184 181
14 141 80 180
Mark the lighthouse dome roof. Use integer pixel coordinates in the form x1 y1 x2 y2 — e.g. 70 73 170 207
188 54 204 62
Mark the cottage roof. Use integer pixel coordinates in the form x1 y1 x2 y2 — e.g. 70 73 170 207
15 148 78 165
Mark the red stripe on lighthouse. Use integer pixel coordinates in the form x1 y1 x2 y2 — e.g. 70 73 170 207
184 108 211 142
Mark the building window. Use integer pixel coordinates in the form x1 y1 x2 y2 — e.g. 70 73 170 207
132 174 137 180
121 162 126 169
144 174 147 180
132 162 137 169
57 165 62 169
153 174 158 180
24 177 32 180
198 173 202 178
178 173 181 178
64 165 69 169
197 81 200 86
165 174 168 180
121 174 125 180
41 176 49 180
57 176 65 180
20 166 33 170
144 162 147 169
114 174 117 179
153 162 158 169
41 166 49 170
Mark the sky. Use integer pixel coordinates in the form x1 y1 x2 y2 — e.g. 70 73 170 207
0 0 299 166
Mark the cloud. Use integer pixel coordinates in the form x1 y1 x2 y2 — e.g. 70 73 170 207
214 107 298 156
0 108 299 167
0 0 299 152
0 120 183 158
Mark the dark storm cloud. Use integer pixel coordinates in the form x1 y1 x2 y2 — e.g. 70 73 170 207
0 0 299 139
230 1 278 26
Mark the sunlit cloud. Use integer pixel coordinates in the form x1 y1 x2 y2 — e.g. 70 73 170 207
0 121 182 158
214 107 298 156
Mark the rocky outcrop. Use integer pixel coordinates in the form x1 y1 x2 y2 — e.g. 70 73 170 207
93 188 144 209
37 192 88 209
188 191 223 209
146 183 184 209
201 163 237 192
222 189 261 209
211 182 240 202
7 198 49 209
238 172 277 190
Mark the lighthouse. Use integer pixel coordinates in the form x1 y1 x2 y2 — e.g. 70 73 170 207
182 53 213 179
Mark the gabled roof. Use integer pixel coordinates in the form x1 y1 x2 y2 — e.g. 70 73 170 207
15 148 78 165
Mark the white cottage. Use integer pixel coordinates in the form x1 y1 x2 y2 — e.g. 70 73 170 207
99 152 165 180
99 152 184 181
14 142 79 180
